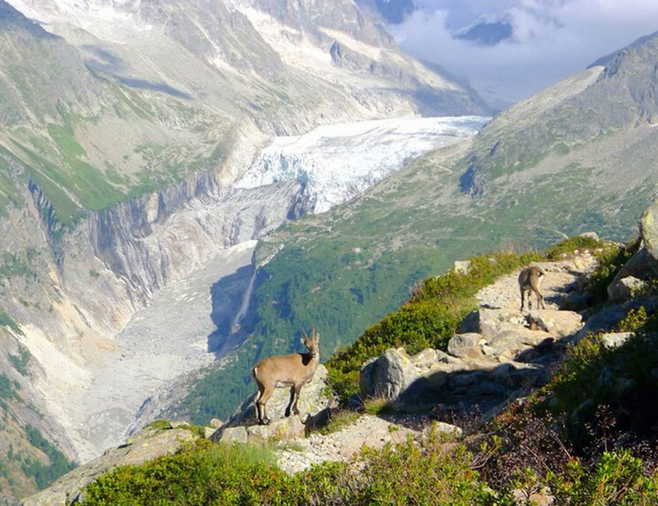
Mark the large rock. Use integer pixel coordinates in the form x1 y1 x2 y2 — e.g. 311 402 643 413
22 423 200 506
607 275 646 301
447 333 484 359
460 309 527 341
359 348 420 401
527 310 583 338
641 196 658 266
225 365 333 427
213 417 306 444
487 328 554 357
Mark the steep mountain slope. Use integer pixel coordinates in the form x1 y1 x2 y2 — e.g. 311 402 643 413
176 32 658 422
461 31 658 196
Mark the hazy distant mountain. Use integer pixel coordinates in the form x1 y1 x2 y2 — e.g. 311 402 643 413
355 0 414 24
454 18 513 46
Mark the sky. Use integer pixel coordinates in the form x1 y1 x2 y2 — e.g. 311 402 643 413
388 0 658 108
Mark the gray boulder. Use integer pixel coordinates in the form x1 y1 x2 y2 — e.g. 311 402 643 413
607 275 646 301
360 348 419 401
460 309 527 341
447 333 482 358
527 310 583 338
213 417 306 444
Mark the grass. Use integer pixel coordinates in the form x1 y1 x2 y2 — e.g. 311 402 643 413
82 435 495 505
0 310 22 335
314 410 361 436
363 399 397 416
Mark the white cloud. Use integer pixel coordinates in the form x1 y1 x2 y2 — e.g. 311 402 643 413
390 0 658 107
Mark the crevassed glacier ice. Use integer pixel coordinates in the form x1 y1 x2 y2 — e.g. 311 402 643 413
235 115 490 214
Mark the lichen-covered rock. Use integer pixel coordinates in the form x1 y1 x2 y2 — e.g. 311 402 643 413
215 426 248 444
453 260 471 275
600 332 634 349
359 348 420 401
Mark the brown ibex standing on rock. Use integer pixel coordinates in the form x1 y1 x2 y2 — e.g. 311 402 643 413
519 266 546 311
252 330 320 425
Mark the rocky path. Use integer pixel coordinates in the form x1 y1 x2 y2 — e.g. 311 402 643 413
254 251 600 473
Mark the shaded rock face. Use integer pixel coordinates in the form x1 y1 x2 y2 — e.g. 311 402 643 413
607 195 658 299
22 423 200 506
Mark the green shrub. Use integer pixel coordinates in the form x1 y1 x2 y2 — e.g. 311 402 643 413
326 251 542 401
83 435 496 506
0 310 22 335
0 374 19 401
9 345 30 376
545 308 658 446
586 240 640 304
551 450 658 506
545 235 604 260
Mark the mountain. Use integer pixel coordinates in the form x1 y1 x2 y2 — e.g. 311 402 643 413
454 18 513 46
0 0 492 501
174 31 658 424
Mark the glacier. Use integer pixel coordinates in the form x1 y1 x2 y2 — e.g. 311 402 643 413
235 115 490 214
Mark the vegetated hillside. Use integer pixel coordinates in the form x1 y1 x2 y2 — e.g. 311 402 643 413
0 0 491 497
0 326 75 505
43 231 658 505
175 31 658 423
460 31 658 196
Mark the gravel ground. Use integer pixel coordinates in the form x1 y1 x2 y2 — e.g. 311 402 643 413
71 242 256 462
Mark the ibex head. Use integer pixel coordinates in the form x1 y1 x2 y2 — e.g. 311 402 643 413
300 329 319 356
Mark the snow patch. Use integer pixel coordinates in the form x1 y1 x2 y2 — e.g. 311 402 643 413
235 116 489 213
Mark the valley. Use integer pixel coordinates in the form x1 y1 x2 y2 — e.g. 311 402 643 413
2 0 658 504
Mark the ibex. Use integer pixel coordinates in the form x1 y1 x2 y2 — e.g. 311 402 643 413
519 265 546 311
252 330 320 425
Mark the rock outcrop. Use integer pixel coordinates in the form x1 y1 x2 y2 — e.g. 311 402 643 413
22 423 200 506
359 256 593 417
